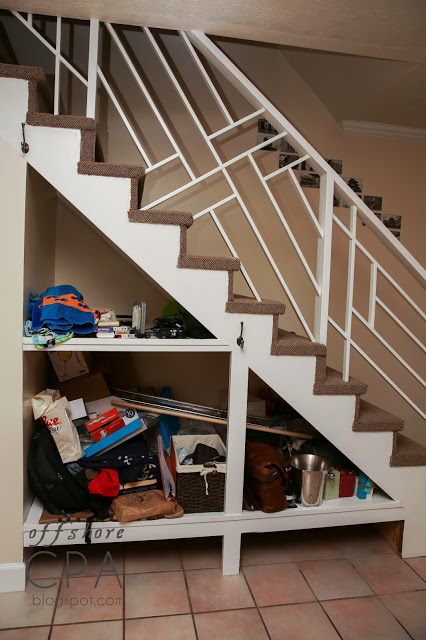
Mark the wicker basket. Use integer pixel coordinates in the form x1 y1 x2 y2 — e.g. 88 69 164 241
171 434 226 513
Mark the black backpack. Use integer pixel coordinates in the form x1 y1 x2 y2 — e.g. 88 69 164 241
28 421 111 523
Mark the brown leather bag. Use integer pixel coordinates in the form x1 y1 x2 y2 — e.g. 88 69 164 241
245 443 288 513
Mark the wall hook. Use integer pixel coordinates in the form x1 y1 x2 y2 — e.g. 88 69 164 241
21 123 29 154
236 321 244 349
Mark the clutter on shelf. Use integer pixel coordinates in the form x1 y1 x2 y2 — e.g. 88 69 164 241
27 344 377 533
24 287 215 346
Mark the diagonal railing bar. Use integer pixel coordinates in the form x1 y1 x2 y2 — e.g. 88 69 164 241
248 153 321 295
193 195 236 220
11 11 88 86
179 30 234 126
97 66 152 167
145 152 180 173
104 22 195 179
352 309 426 388
328 317 426 420
264 154 310 181
192 31 426 287
287 167 323 237
376 298 426 352
209 209 261 300
208 109 265 140
140 131 286 211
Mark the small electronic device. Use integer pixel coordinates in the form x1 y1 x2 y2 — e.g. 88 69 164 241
132 301 146 336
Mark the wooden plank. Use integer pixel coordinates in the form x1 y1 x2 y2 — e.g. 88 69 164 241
374 520 404 556
112 399 313 439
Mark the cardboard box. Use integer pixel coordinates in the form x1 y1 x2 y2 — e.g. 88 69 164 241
86 409 125 442
49 351 89 382
57 371 110 403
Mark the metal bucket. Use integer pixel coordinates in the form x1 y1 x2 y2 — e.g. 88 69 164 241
289 454 332 507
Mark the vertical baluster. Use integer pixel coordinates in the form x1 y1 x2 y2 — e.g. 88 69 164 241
27 13 32 27
343 206 357 381
54 17 61 115
86 19 99 119
368 262 377 327
314 172 334 344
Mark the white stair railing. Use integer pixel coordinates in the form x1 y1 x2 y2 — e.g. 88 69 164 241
4 12 426 421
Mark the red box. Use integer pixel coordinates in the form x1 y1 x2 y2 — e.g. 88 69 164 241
86 409 125 442
339 469 357 497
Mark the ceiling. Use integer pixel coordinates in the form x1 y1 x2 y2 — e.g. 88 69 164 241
2 0 426 63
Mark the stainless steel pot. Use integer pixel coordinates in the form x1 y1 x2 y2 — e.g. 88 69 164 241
289 454 333 507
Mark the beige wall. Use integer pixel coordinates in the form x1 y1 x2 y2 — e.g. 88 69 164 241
54 198 171 322
0 137 26 564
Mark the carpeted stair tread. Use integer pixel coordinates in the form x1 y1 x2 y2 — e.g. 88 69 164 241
390 433 426 467
314 365 368 396
27 112 96 129
226 294 286 315
353 400 404 433
178 255 240 271
271 328 326 356
78 161 145 179
128 209 193 227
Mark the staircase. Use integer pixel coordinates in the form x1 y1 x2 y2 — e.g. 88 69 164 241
0 22 425 557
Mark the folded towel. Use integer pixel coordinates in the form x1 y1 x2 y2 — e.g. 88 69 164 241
30 285 95 334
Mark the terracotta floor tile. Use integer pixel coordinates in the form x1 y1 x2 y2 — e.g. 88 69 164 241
195 608 269 640
54 575 123 625
65 545 124 578
285 531 343 562
0 579 58 629
51 620 123 640
351 554 425 594
241 533 292 566
261 602 341 640
126 614 196 640
243 562 314 607
323 595 410 640
298 558 373 600
334 527 394 557
0 628 50 639
405 556 426 581
125 571 190 618
180 537 222 570
125 540 182 573
381 590 426 640
26 548 65 579
186 568 254 612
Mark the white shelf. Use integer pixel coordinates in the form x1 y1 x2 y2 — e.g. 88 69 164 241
23 493 404 547
22 336 231 352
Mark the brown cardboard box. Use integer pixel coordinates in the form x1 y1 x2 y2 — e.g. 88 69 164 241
57 371 110 403
49 350 89 382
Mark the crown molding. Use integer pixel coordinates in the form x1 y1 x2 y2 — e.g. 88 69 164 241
340 120 426 143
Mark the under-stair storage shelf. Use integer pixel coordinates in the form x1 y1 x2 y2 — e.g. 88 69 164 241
24 493 404 547
22 337 231 352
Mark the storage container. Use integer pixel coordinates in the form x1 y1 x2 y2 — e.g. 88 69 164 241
171 434 226 513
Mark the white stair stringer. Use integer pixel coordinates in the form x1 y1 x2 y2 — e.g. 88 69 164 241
1 76 425 557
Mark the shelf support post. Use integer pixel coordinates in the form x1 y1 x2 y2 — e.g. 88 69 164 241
224 351 248 516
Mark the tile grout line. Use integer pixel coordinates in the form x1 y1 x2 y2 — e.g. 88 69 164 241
378 593 416 640
47 574 62 640
182 568 200 640
240 566 272 640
